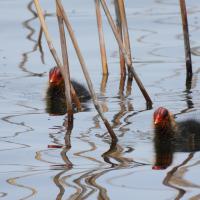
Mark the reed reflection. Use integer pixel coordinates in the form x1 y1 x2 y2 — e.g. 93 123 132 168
20 1 48 76
50 73 150 199
53 128 74 200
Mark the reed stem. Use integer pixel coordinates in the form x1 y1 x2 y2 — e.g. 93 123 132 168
179 0 193 82
56 4 73 122
34 0 81 115
114 0 126 77
95 0 108 75
100 0 152 106
56 0 118 142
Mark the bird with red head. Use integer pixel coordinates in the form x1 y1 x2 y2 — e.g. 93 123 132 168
49 66 63 86
46 66 91 115
153 107 175 129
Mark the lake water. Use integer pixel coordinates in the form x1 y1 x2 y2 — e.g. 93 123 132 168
1 0 200 199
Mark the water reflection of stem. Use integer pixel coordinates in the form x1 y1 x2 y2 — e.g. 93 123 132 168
163 152 194 200
20 1 46 75
53 171 66 200
86 170 110 200
7 172 41 200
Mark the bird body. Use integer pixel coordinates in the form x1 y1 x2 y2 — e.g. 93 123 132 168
153 107 200 152
153 107 200 169
45 67 91 115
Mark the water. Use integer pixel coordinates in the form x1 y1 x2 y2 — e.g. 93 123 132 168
1 0 200 199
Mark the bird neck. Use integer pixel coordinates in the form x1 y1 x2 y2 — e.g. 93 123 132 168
48 80 65 98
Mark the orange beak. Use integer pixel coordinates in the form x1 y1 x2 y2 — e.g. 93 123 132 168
154 115 162 125
49 73 57 84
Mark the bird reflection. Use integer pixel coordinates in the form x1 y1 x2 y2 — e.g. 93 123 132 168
153 107 200 170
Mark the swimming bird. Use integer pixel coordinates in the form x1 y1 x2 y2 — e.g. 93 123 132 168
45 66 91 115
153 107 200 169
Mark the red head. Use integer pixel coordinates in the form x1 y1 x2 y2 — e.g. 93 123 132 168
153 107 170 128
49 67 63 85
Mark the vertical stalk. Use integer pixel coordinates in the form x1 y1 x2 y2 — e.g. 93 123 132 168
56 0 118 142
114 0 126 77
95 0 108 75
100 0 152 106
56 4 73 123
118 0 132 65
33 0 62 68
33 0 81 113
179 0 193 82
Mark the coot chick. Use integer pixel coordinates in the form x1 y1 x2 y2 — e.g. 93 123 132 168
153 107 200 142
153 107 200 169
45 66 91 115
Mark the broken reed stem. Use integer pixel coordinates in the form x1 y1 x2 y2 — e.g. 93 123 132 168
100 0 152 106
179 0 193 81
56 0 118 142
33 0 81 113
114 0 126 77
56 4 73 122
95 0 108 75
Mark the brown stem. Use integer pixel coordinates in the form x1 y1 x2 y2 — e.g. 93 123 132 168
33 0 81 113
100 0 152 106
95 0 108 75
56 4 73 120
114 0 126 77
33 0 62 68
71 86 82 111
179 0 193 82
56 0 117 142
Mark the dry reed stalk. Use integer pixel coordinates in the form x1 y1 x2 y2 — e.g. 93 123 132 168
95 0 108 75
100 0 152 106
100 74 108 94
100 0 131 66
119 75 126 96
114 0 126 77
34 0 62 68
33 0 81 112
56 4 73 122
117 0 132 63
179 0 193 82
56 0 118 142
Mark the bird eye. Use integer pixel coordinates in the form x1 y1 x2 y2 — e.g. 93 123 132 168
58 71 62 79
162 109 169 118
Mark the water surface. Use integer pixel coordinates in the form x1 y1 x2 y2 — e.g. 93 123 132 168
0 0 200 199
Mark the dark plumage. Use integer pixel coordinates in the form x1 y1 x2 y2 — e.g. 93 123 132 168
45 67 91 115
153 107 200 169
